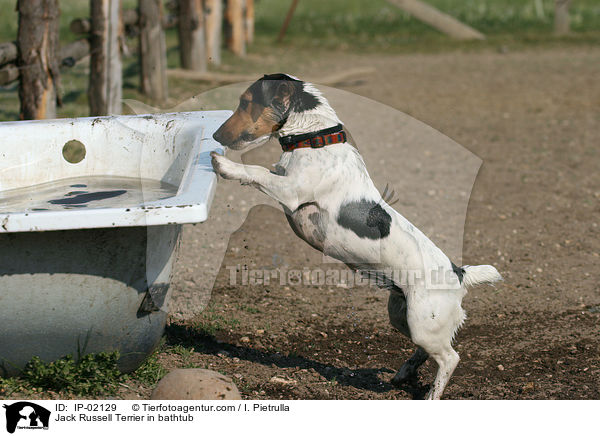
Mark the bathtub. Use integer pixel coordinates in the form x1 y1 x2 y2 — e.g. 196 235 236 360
0 111 230 376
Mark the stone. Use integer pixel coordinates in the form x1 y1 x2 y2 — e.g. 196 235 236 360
270 376 297 385
151 369 241 400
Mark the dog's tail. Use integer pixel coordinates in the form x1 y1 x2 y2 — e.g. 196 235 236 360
461 265 502 288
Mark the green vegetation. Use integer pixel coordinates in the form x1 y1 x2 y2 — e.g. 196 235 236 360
169 344 196 367
0 0 137 43
0 347 173 398
237 303 261 314
193 305 241 336
130 350 168 386
0 0 596 46
255 0 600 49
0 352 122 397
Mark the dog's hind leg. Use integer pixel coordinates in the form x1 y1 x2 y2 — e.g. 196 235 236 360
423 344 459 400
408 297 464 400
391 347 429 386
388 290 430 385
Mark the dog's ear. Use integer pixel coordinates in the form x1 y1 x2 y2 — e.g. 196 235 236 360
272 81 294 114
276 81 293 98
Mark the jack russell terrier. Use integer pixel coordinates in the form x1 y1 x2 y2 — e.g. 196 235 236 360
210 73 502 399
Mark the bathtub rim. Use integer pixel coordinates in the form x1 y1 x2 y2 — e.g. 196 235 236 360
0 110 230 233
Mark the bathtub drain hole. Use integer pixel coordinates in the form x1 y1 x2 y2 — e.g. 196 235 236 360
62 140 86 164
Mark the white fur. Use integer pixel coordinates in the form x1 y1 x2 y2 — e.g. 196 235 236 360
462 265 503 288
211 78 502 400
278 83 342 137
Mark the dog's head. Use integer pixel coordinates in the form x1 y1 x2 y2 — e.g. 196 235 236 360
212 73 320 150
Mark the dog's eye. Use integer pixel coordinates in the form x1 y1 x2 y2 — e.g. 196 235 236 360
239 99 249 110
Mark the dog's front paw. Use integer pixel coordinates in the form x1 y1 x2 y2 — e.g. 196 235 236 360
211 151 243 181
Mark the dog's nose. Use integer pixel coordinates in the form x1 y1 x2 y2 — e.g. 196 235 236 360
212 129 224 144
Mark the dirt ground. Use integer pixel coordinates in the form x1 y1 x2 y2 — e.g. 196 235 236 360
141 46 600 400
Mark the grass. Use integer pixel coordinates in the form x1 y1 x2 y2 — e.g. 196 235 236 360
169 344 196 367
0 0 597 45
0 0 137 43
237 303 261 314
130 350 168 387
255 0 600 49
192 305 241 336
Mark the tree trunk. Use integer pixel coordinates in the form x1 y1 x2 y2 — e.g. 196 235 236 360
204 0 222 65
554 0 571 35
88 0 123 116
71 10 139 34
178 0 207 71
225 0 246 56
17 0 60 120
386 0 485 40
139 0 168 104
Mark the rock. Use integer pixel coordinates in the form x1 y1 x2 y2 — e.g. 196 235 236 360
240 336 250 343
497 364 505 371
270 376 297 386
151 369 241 400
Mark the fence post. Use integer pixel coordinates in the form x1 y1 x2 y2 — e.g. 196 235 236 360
88 0 123 116
178 0 207 71
17 0 60 120
245 0 254 44
204 0 222 65
225 0 246 56
139 0 168 104
554 0 571 35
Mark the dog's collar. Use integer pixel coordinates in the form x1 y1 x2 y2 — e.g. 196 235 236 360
279 124 346 152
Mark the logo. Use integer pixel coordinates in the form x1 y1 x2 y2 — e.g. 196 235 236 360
2 402 50 434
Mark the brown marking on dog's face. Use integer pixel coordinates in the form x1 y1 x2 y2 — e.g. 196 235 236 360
212 77 298 150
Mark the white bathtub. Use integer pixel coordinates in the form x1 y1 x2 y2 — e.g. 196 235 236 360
0 111 229 376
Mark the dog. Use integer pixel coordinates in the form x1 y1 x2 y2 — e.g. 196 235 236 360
210 73 502 399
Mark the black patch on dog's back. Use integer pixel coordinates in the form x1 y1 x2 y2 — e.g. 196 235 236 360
451 262 464 284
337 199 391 239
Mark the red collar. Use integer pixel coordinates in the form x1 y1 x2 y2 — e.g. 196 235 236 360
279 124 346 152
